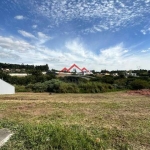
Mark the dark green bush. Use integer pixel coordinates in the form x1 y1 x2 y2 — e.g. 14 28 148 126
58 83 79 93
114 78 127 89
25 79 116 93
101 76 114 84
31 82 47 92
129 79 150 90
45 79 63 93
78 82 114 93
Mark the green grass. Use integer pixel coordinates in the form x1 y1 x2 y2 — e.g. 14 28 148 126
0 120 132 150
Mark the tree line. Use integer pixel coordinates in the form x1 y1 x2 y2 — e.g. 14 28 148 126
0 63 49 72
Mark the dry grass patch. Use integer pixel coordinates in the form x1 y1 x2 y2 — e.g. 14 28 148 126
0 91 150 149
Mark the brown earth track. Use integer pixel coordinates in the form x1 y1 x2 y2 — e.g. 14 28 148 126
127 89 150 96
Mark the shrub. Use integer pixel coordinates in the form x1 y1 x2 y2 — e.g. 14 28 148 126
45 79 64 93
129 79 150 90
25 79 116 93
31 82 47 92
101 76 114 84
114 78 127 89
78 82 114 93
15 85 32 92
58 83 79 93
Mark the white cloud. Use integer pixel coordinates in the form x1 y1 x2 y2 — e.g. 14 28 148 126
37 32 52 44
17 30 53 47
28 0 150 33
38 32 49 39
93 26 102 32
17 30 52 44
0 48 20 60
145 0 150 3
141 30 146 35
0 35 150 70
32 25 37 29
141 48 150 53
0 35 62 65
18 30 36 39
141 50 148 53
14 15 25 20
100 44 128 59
141 26 150 35
0 36 35 62
0 36 35 52
65 39 89 58
63 40 150 71
64 40 132 70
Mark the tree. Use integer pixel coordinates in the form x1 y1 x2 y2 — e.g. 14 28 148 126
30 70 42 76
101 76 114 84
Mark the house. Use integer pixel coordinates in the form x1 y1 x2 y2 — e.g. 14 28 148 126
104 73 110 76
9 73 28 77
125 71 137 78
0 79 15 95
112 73 119 77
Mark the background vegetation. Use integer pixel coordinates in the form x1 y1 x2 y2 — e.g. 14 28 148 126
0 62 150 93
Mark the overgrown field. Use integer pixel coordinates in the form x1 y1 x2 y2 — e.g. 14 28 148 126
0 92 150 150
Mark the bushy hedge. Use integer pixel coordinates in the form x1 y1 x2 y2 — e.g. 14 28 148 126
26 79 62 93
129 79 150 90
113 78 150 90
17 77 150 93
58 82 79 93
79 82 113 93
26 79 115 93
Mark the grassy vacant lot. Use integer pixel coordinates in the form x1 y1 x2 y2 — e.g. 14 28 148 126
0 92 150 150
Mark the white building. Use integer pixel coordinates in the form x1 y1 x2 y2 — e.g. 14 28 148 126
0 79 15 95
9 73 28 77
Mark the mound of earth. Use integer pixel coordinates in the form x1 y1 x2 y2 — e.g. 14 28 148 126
127 89 150 96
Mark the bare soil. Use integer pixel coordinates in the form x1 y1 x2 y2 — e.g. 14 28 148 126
127 89 150 96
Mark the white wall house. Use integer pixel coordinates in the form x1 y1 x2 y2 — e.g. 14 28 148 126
9 73 28 77
0 79 15 95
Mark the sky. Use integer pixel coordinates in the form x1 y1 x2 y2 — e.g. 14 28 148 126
0 0 150 71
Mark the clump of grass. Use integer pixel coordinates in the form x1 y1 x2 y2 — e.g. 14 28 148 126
0 120 106 150
0 120 132 150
